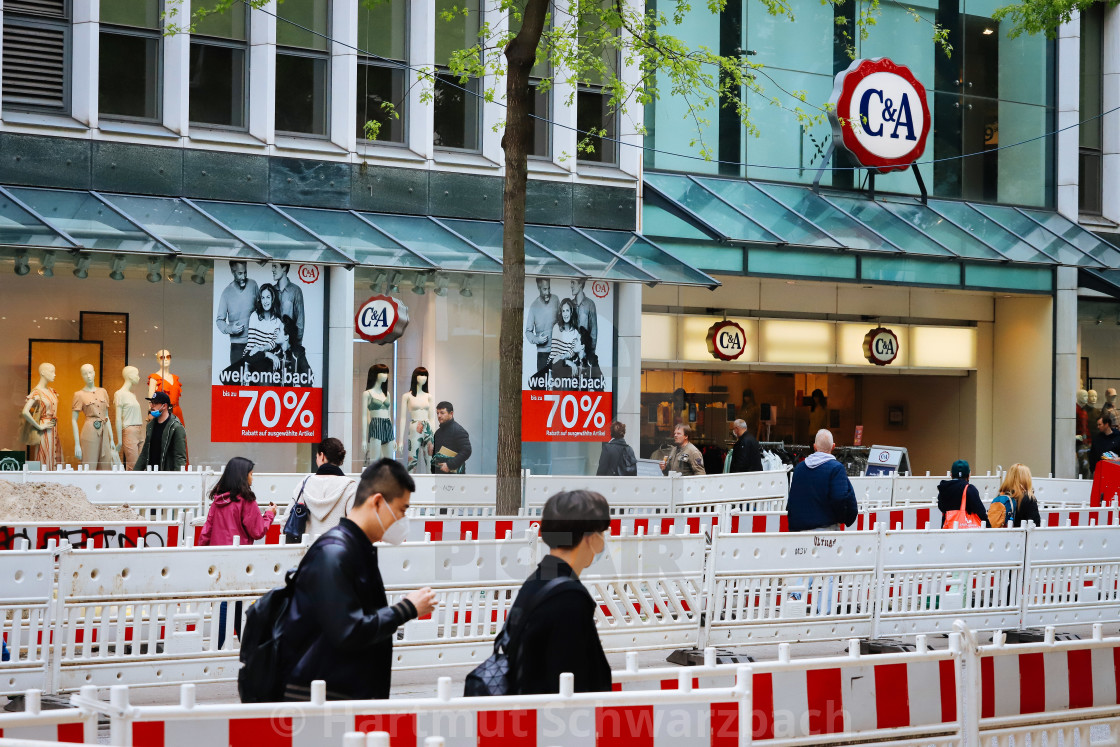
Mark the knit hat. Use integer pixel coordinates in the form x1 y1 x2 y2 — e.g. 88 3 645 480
951 459 970 480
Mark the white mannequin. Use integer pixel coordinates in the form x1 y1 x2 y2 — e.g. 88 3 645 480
115 366 144 470
1088 389 1102 426
21 362 62 471
399 368 435 473
1108 388 1117 408
363 365 394 465
72 364 120 468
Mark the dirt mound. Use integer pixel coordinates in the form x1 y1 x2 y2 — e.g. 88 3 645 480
0 480 138 522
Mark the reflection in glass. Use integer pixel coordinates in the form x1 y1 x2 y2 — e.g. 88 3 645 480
285 208 436 269
99 32 160 120
100 194 259 257
276 53 329 135
433 73 480 150
7 187 169 254
189 43 246 128
195 201 347 263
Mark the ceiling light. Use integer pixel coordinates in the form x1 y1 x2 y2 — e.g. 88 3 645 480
72 254 90 279
459 274 474 297
146 256 162 283
168 259 186 284
191 261 208 285
109 255 126 281
38 252 55 277
433 272 448 296
411 272 427 295
386 270 401 294
982 27 994 34
370 271 387 294
13 251 30 276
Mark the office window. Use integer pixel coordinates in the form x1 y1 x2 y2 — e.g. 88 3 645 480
99 0 161 121
3 0 70 113
433 0 481 150
1080 2 1103 214
189 5 248 128
576 8 619 164
275 0 329 136
357 0 407 143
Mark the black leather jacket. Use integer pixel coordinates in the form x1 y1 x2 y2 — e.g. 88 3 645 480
278 518 416 700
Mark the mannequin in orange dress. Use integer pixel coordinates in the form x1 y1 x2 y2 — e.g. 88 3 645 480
147 349 186 423
148 349 188 464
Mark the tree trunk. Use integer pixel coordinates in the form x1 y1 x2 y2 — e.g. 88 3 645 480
496 0 550 515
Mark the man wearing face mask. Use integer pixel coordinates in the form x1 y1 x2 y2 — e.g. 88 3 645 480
133 392 187 472
505 490 612 694
278 458 437 701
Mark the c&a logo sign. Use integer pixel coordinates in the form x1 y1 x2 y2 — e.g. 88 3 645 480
705 320 746 361
828 58 931 174
355 295 410 344
863 326 900 366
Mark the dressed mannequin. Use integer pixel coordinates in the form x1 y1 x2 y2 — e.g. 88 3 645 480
20 362 63 471
1077 389 1091 478
1088 389 1102 430
1108 389 1117 410
363 364 394 465
148 350 185 424
72 364 119 469
398 366 435 474
115 366 145 470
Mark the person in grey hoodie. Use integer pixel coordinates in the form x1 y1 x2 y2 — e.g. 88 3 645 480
294 437 358 538
786 429 858 532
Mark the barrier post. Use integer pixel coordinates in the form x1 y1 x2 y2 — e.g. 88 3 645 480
669 471 680 512
735 665 753 747
870 521 887 640
953 621 981 747
45 540 69 697
1018 522 1033 629
696 523 719 651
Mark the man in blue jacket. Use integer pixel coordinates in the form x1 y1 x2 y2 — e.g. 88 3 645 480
787 429 858 531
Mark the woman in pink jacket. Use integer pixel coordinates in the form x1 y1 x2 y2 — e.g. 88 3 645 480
199 456 276 648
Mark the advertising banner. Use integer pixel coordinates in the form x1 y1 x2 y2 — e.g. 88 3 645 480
211 261 324 442
521 277 614 442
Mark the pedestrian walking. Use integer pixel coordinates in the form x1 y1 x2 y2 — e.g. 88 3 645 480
296 437 357 538
596 421 637 476
936 459 990 528
786 429 858 531
134 391 187 471
728 419 763 473
660 423 705 475
431 401 472 473
991 463 1042 528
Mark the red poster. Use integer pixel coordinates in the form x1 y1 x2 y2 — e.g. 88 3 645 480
521 391 612 442
211 386 322 442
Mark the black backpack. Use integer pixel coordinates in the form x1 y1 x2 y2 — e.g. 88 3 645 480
464 576 576 696
617 444 637 476
237 537 340 702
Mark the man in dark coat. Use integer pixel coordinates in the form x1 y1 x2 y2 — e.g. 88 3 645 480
432 401 472 473
786 429 858 531
596 421 637 476
1089 413 1120 475
278 459 436 700
728 418 763 473
936 459 990 528
507 490 612 695
134 392 187 471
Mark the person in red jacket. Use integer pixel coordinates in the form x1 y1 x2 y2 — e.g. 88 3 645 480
199 456 276 648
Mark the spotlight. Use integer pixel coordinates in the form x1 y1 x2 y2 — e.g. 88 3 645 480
109 255 126 280
386 270 402 294
168 259 186 284
72 254 90 279
411 272 427 295
14 250 30 276
433 272 448 296
459 274 474 297
146 256 162 283
191 261 208 285
39 252 55 277
370 271 387 294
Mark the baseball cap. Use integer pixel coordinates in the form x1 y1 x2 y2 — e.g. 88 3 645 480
146 392 171 406
951 459 970 479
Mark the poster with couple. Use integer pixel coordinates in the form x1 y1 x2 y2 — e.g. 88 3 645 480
210 260 324 442
521 277 614 442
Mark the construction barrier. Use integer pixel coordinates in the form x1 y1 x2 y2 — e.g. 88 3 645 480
0 522 180 551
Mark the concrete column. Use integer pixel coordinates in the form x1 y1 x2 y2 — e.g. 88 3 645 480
615 282 642 447
408 0 435 160
330 0 358 153
1103 5 1120 223
72 0 99 128
248 1 276 145
1056 17 1080 218
163 0 191 136
327 266 357 460
1054 267 1079 477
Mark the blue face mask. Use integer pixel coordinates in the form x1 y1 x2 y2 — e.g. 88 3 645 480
150 409 161 418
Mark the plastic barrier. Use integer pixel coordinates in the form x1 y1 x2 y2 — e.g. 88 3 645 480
673 470 789 514
0 522 179 551
0 544 55 696
849 475 895 507
700 528 878 647
1021 525 1120 629
1039 506 1120 526
525 474 674 514
23 470 205 508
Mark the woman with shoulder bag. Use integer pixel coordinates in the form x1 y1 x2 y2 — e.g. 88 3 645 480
991 463 1042 528
596 421 637 476
297 438 358 539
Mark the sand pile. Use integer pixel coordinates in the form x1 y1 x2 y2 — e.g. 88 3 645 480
0 480 138 522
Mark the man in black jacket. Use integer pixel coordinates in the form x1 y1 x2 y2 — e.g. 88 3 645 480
508 490 612 694
728 419 763 473
278 458 437 700
596 421 637 476
432 401 472 473
936 459 990 528
1090 413 1120 475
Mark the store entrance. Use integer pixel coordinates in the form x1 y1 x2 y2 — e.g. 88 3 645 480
640 369 975 475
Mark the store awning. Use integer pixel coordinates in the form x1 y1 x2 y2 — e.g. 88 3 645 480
644 172 1120 269
0 184 718 287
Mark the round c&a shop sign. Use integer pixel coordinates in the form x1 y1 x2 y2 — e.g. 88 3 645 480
355 295 410 344
829 58 931 173
863 326 900 366
706 320 747 361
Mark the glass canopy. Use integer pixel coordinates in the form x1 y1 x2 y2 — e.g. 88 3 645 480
644 171 1114 269
0 185 717 285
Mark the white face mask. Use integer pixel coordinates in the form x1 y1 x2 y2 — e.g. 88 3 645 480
375 501 409 545
593 532 608 565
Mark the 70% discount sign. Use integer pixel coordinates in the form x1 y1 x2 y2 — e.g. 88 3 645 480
212 385 322 442
522 391 612 442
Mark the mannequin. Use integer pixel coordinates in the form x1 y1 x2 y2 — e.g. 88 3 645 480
1088 389 1102 430
115 366 145 470
1108 388 1117 409
20 362 63 471
72 364 119 469
148 349 185 424
398 366 435 474
363 364 395 465
1077 389 1091 479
